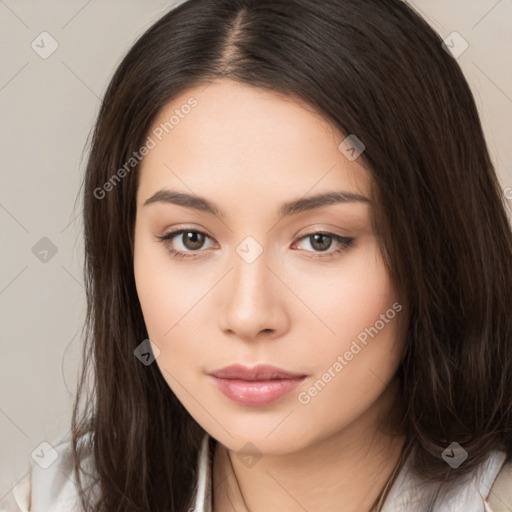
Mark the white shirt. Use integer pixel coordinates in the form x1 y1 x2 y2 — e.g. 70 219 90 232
1 432 511 511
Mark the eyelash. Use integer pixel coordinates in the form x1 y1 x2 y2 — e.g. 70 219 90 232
156 229 355 261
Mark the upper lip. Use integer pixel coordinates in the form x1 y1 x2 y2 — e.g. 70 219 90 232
209 364 306 381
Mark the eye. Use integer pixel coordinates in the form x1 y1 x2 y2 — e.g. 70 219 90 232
156 229 355 261
293 232 355 258
156 229 216 260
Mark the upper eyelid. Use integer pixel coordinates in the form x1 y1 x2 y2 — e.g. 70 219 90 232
158 228 353 250
159 228 349 240
158 229 216 245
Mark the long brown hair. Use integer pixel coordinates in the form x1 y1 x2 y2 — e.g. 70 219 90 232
73 0 512 510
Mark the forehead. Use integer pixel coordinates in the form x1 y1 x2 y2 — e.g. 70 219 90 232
137 79 371 208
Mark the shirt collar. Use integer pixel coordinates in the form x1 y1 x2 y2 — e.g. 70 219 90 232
190 433 507 512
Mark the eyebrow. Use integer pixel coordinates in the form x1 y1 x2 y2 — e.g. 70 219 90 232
143 188 370 219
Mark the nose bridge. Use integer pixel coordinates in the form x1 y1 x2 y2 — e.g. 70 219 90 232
219 236 286 337
231 237 274 308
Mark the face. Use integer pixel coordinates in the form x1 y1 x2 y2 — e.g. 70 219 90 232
133 79 406 454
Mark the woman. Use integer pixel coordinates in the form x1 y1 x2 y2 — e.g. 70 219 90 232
2 0 511 510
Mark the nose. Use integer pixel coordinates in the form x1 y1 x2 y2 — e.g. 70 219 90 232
218 248 290 341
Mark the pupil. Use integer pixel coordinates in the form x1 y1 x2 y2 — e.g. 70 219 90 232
312 234 331 251
184 231 204 250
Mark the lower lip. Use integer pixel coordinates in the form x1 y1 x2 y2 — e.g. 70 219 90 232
210 376 306 406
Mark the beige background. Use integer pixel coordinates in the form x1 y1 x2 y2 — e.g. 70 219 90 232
0 0 511 497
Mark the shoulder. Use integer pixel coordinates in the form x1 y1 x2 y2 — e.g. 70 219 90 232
0 431 97 512
382 447 511 512
486 459 512 511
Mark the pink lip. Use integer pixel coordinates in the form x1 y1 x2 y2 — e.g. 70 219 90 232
208 364 307 406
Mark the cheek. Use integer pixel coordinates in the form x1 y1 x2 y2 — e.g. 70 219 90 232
292 243 404 404
134 236 170 339
134 224 199 337
133 228 212 386
291 240 399 345
302 310 404 439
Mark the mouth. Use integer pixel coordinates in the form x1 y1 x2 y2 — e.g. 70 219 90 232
208 363 306 380
208 364 307 406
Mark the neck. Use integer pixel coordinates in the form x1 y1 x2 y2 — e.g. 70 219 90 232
212 377 407 512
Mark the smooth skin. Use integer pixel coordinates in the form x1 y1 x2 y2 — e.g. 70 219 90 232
133 79 408 512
